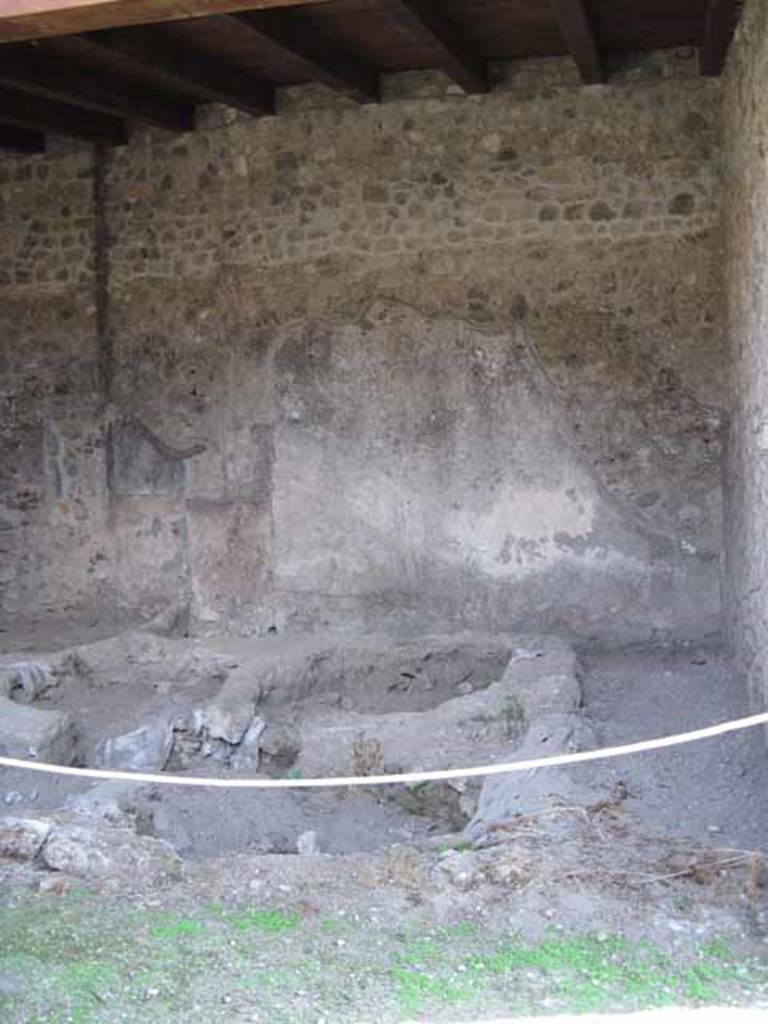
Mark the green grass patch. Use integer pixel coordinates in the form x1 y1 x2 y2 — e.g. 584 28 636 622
386 929 765 1017
214 906 301 934
1 889 765 1023
501 694 526 735
150 915 205 941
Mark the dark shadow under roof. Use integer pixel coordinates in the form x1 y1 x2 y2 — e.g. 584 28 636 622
0 0 743 153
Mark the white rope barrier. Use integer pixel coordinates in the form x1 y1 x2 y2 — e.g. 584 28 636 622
0 711 766 790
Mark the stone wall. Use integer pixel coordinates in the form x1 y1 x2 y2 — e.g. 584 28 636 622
0 145 112 623
723 0 768 703
0 52 726 643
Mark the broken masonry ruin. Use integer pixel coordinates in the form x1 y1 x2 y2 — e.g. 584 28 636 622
0 0 767 873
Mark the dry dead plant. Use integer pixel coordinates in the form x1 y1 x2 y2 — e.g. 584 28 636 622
351 735 383 777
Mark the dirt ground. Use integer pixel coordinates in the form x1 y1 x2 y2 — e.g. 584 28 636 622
580 647 768 851
1 632 768 1022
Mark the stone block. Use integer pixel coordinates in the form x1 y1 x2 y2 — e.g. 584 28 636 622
41 824 182 885
0 697 76 764
95 717 174 772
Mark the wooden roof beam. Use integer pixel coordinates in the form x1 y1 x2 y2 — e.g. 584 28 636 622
549 0 604 84
387 0 488 94
0 86 127 142
701 0 743 76
70 29 275 116
0 0 331 44
230 10 379 102
0 42 195 131
0 123 46 153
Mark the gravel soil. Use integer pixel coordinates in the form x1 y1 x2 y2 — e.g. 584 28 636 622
580 647 768 852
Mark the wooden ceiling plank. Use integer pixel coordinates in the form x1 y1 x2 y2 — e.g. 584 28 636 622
386 0 487 94
0 85 127 142
549 0 604 84
71 30 276 116
700 0 743 76
0 0 333 44
0 43 195 130
230 10 379 101
0 123 46 153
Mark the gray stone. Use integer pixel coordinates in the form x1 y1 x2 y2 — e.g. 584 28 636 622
466 713 598 840
96 718 174 772
502 643 582 719
42 824 182 885
0 817 51 860
0 661 56 700
42 826 108 877
260 722 301 768
230 715 266 771
589 200 617 221
194 700 255 748
0 698 77 764
297 830 320 855
668 193 695 216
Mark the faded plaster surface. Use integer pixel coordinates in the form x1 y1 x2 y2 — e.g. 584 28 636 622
723 0 768 703
0 53 726 643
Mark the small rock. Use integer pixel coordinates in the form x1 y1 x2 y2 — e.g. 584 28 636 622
3 791 24 806
260 723 301 768
480 131 503 155
436 851 482 891
0 817 52 860
484 853 530 888
297 830 320 856
0 661 56 701
196 701 255 747
231 716 267 771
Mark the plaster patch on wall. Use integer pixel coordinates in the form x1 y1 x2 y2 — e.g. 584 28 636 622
457 478 595 579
